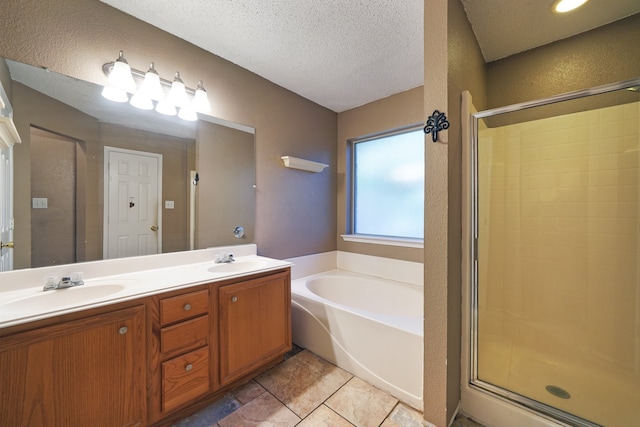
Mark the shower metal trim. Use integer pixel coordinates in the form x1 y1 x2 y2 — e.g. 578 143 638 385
469 76 640 427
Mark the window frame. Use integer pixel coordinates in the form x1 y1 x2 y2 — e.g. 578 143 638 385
345 123 425 247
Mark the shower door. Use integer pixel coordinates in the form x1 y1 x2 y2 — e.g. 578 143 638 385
471 79 640 427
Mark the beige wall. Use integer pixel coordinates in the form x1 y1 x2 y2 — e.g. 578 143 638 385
196 121 255 248
445 0 488 422
30 129 77 267
336 86 423 263
0 59 10 100
12 82 101 268
0 0 337 261
423 0 449 424
487 13 640 109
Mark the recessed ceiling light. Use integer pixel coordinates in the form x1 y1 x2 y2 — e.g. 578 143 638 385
552 0 589 13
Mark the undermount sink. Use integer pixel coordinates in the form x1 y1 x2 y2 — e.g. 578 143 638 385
206 260 269 274
0 284 126 314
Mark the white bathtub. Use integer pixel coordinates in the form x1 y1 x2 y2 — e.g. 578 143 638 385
291 269 423 410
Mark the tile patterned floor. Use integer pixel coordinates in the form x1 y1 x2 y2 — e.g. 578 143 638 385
173 347 424 427
173 346 486 427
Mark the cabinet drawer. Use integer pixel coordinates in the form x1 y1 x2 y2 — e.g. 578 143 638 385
161 315 209 354
160 289 209 325
162 346 210 413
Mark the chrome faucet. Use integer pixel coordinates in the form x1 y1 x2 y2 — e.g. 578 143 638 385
215 253 235 263
43 273 84 291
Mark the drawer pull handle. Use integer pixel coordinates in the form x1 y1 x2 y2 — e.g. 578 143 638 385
118 326 128 335
231 296 238 303
185 364 193 372
183 303 192 311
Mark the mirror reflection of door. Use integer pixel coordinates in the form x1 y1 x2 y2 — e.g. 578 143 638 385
104 147 162 259
0 81 20 272
0 140 12 272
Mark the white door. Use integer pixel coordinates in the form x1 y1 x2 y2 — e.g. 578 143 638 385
0 143 13 272
104 147 162 259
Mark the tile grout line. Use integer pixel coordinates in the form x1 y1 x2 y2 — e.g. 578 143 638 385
320 403 357 426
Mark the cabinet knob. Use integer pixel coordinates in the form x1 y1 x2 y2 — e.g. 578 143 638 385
183 303 192 311
118 326 128 335
185 364 193 372
231 296 238 303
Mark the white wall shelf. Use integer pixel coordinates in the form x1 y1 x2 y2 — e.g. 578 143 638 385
281 156 328 173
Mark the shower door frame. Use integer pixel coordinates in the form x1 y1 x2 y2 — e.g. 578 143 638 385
467 77 640 427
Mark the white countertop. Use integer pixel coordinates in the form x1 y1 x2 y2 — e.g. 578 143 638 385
0 249 291 329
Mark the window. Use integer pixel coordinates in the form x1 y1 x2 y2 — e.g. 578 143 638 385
349 126 424 242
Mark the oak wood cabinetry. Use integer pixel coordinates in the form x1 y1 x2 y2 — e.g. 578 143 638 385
148 285 213 423
0 305 147 427
0 267 291 427
219 270 291 386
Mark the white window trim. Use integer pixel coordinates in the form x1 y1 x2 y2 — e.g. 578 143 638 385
341 234 424 248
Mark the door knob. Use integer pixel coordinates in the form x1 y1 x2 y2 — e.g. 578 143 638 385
1 241 14 249
150 225 158 232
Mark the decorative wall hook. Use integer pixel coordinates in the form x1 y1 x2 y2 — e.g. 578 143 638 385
424 110 450 142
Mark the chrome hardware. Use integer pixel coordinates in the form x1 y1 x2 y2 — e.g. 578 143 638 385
233 226 244 238
150 225 158 231
183 303 192 311
185 364 193 372
0 241 14 249
118 326 128 335
43 272 85 291
231 296 238 303
215 253 235 263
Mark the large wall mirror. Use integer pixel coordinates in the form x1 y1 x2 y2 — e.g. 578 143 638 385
1 57 255 271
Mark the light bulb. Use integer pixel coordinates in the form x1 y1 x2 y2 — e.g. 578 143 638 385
138 62 164 101
552 0 589 13
191 81 211 113
167 72 189 108
107 51 136 92
130 93 154 110
156 98 177 116
101 85 128 103
178 106 198 121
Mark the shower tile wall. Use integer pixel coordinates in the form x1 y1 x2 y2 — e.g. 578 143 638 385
477 101 639 427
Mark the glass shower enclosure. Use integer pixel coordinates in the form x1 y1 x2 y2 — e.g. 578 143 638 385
471 78 640 427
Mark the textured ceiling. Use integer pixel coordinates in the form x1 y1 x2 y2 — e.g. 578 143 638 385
93 1 640 112
99 0 424 113
461 0 640 62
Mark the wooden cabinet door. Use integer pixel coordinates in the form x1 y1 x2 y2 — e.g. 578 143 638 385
218 271 291 385
0 305 146 427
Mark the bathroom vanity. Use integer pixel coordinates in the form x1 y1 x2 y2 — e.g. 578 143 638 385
0 249 291 427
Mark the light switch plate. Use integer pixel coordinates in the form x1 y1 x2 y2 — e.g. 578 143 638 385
32 198 48 209
165 200 175 209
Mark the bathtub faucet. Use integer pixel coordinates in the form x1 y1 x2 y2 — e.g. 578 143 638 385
215 253 235 263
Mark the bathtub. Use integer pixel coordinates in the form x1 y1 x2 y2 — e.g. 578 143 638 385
291 269 423 410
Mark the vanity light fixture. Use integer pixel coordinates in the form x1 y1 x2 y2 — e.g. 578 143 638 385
138 62 164 101
101 84 129 103
552 0 589 13
106 51 136 92
101 51 133 103
129 93 154 110
101 51 212 121
178 105 198 121
167 72 190 109
155 97 178 116
191 81 211 113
